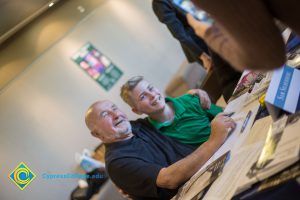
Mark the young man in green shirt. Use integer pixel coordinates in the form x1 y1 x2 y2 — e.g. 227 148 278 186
120 76 226 146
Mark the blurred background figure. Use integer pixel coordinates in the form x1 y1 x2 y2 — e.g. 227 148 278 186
188 0 300 71
152 0 241 102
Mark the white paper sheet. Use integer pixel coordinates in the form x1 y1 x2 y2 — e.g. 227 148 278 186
203 144 263 200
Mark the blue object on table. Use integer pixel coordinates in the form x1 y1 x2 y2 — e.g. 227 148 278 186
286 34 300 52
240 111 252 133
265 65 300 120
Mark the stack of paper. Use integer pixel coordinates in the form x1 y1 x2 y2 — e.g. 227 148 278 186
202 143 263 200
246 113 300 181
235 113 300 196
173 152 230 200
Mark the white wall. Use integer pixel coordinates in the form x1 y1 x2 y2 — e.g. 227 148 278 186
0 0 185 199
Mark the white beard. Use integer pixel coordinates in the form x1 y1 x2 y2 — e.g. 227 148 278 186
118 121 132 136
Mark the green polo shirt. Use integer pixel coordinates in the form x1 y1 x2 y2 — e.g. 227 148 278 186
148 94 223 146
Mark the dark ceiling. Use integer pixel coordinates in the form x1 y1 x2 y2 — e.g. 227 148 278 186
0 0 105 90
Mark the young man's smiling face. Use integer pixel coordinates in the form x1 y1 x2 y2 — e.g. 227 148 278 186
130 80 166 115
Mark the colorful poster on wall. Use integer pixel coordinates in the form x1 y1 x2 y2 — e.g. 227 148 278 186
72 42 123 91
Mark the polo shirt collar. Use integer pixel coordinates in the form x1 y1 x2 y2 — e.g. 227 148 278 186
147 96 186 129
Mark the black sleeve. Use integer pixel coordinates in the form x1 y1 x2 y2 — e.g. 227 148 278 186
107 158 166 199
152 0 204 57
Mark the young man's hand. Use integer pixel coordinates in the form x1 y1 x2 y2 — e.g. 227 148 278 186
187 89 211 110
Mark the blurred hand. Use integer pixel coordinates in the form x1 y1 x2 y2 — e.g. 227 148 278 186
187 89 211 110
187 13 211 38
210 113 236 145
115 185 133 200
200 52 212 71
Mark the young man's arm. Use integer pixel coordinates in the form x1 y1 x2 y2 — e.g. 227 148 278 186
188 89 223 120
156 113 235 189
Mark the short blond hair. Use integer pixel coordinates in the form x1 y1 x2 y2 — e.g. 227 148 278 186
120 76 144 106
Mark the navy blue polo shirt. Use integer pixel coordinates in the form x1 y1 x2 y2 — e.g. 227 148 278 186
105 118 196 200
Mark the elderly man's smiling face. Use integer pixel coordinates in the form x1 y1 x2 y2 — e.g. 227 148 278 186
85 100 132 143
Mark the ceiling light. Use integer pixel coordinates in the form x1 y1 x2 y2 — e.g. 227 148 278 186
77 5 85 13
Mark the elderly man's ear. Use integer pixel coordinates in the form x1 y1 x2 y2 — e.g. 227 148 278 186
91 130 107 141
91 131 102 139
91 131 97 137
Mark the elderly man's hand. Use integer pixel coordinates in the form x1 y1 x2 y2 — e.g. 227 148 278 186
210 113 236 145
187 89 211 110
